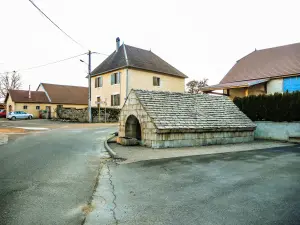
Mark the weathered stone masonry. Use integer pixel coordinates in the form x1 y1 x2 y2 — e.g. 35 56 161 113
119 90 256 148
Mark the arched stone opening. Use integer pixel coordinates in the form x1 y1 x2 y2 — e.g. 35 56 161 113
125 115 141 140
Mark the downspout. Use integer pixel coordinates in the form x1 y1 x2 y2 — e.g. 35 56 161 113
123 43 129 97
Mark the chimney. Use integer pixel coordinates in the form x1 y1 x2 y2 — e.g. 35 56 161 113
29 85 31 99
116 37 120 52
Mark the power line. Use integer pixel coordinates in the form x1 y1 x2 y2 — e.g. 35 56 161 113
28 0 86 50
0 51 110 74
18 53 87 72
1 53 87 74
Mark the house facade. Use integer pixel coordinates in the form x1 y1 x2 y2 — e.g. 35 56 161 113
5 83 88 118
90 38 187 108
118 89 255 148
5 90 51 118
202 42 300 99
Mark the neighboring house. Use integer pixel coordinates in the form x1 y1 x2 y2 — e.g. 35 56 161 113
5 83 88 118
118 89 255 148
201 42 300 99
0 103 5 110
90 38 188 108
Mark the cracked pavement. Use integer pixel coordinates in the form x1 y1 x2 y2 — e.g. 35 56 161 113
0 124 116 225
86 145 300 225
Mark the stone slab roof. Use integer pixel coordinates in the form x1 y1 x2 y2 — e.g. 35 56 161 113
132 89 256 132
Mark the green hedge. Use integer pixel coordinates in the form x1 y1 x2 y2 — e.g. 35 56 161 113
233 92 300 122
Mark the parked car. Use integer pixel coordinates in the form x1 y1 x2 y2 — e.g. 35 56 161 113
0 110 6 118
7 111 33 120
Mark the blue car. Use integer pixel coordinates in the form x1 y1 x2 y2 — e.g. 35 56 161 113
7 111 33 120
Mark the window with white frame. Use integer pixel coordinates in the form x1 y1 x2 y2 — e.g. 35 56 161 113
95 76 103 88
23 105 28 110
36 106 40 110
111 72 120 85
153 77 161 86
111 94 120 106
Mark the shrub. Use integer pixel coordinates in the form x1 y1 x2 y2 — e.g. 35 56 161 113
233 91 300 122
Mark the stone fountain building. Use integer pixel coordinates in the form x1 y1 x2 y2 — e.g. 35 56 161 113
118 89 256 148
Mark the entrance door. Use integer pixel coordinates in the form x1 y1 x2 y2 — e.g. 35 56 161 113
46 106 51 119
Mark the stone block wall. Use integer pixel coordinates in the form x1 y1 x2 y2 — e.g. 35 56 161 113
57 106 120 123
150 131 254 148
119 92 155 143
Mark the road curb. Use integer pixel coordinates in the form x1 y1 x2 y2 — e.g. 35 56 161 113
104 135 118 158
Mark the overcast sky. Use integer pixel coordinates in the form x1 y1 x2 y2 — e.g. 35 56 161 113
1 0 300 91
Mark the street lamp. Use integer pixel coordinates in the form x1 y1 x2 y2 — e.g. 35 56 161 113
79 51 92 123
80 59 87 65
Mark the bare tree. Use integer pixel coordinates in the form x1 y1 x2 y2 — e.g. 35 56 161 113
0 71 22 98
186 78 208 93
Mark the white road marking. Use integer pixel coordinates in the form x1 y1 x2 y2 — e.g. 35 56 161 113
16 127 50 131
94 130 108 133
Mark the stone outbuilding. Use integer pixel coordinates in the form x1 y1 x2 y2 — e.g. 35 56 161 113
118 89 256 148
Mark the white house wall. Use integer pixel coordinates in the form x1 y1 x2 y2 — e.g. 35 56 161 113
267 79 283 94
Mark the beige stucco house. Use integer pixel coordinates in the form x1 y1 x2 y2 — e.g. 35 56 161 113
90 38 188 108
201 42 300 99
5 83 88 118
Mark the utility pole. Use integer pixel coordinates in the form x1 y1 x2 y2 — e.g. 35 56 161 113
88 50 92 123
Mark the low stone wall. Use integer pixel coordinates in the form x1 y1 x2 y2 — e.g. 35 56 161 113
146 131 254 148
254 121 300 141
57 106 120 123
57 107 88 122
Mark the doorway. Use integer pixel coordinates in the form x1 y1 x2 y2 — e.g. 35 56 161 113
125 115 141 140
46 106 51 119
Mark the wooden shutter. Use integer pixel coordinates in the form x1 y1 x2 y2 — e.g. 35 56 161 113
116 94 120 106
111 74 115 85
111 95 114 106
117 72 120 84
153 77 160 86
95 77 98 88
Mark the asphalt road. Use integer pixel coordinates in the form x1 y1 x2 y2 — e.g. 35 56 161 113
96 145 300 225
0 125 116 225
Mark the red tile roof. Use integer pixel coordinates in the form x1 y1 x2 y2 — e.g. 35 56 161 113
7 90 50 103
41 83 88 105
220 42 300 84
201 79 269 92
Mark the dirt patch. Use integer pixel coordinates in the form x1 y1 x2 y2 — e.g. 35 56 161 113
81 203 95 215
0 128 26 133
